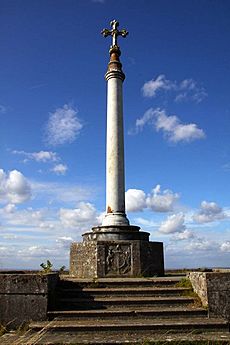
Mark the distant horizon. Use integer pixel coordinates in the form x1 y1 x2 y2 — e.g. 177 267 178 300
1 266 230 273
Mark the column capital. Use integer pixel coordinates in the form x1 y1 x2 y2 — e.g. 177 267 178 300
105 69 125 81
105 45 125 80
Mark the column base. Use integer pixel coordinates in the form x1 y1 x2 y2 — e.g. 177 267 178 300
70 225 164 278
102 212 130 226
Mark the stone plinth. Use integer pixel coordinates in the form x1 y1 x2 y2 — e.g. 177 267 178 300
0 272 59 328
70 226 164 278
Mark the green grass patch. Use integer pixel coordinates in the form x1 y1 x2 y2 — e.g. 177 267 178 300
176 278 192 288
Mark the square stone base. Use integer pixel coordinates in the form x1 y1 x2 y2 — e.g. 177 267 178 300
70 240 164 278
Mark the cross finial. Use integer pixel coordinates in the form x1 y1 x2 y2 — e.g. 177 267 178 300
101 20 128 48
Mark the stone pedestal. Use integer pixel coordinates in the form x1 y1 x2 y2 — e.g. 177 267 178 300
70 226 164 278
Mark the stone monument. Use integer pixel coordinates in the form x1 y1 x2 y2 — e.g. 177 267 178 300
70 20 164 278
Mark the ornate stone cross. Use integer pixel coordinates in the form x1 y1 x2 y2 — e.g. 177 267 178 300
101 20 128 47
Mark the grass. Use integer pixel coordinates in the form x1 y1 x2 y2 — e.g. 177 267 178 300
0 321 29 339
176 278 192 289
139 341 230 345
0 324 6 337
176 277 203 308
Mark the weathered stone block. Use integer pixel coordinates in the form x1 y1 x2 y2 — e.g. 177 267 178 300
70 240 164 278
188 272 230 319
70 241 98 278
0 272 59 328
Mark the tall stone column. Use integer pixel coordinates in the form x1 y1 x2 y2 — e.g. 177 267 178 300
102 42 129 226
69 20 164 278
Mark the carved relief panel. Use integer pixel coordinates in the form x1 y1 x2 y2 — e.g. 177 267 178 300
105 243 132 276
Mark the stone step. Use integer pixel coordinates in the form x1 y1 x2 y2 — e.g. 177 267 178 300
29 317 229 333
57 286 191 297
18 330 230 345
60 276 183 288
47 307 207 320
56 295 195 310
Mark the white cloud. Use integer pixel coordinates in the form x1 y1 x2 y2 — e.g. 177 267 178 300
125 189 146 212
131 108 205 143
96 211 106 225
31 181 93 204
220 241 230 252
185 238 218 252
193 201 226 223
12 150 59 163
18 245 58 258
142 75 207 103
60 202 97 228
3 203 16 214
2 234 18 240
175 79 207 103
51 164 68 175
142 75 174 97
0 169 31 204
125 185 179 213
146 184 179 212
128 108 152 135
39 221 55 230
56 236 73 249
45 104 83 146
0 207 46 226
0 243 70 270
172 230 194 241
159 213 186 234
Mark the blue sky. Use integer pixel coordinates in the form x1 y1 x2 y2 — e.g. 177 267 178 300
1 0 230 270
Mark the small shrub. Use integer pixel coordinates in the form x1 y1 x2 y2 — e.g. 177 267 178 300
59 265 66 273
40 260 53 273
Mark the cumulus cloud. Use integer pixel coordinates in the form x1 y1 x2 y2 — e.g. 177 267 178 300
3 203 16 214
60 202 97 228
220 241 230 252
45 104 83 146
159 213 186 234
56 236 73 249
185 238 218 252
142 75 173 97
0 207 46 226
193 201 226 223
175 79 207 103
12 150 59 163
172 230 194 241
51 164 68 175
130 108 205 143
125 185 179 213
146 184 179 212
0 169 31 204
142 75 207 103
125 189 146 212
125 184 179 212
18 245 58 258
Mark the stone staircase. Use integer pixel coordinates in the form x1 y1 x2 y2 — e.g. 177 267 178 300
11 276 230 344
